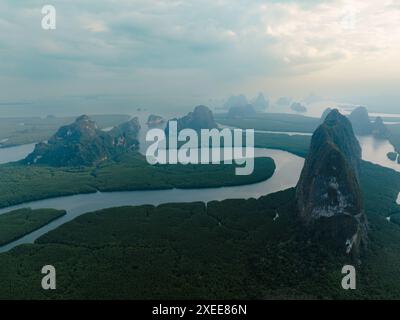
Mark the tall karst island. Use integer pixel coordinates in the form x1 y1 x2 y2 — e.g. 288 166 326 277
296 109 368 257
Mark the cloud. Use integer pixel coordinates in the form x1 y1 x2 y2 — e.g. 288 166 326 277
0 0 400 105
80 17 109 33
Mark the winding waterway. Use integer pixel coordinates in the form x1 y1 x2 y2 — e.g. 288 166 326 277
0 148 304 252
356 136 400 220
0 131 400 252
357 136 400 173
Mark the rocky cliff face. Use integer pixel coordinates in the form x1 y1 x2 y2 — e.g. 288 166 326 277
146 114 165 127
25 115 140 167
296 109 367 255
109 117 141 150
166 105 218 133
348 106 373 135
372 117 391 139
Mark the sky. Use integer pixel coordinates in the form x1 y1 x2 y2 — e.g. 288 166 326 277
0 0 400 115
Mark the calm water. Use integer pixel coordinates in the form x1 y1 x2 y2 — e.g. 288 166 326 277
357 136 400 173
0 143 35 165
357 136 400 221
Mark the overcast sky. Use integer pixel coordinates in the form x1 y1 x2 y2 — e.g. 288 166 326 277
1 0 400 113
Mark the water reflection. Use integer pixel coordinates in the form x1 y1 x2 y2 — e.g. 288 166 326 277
0 143 36 165
357 135 400 173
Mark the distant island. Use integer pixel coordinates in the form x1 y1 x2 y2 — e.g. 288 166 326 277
0 114 131 149
227 104 256 118
290 102 307 113
165 105 218 134
223 93 269 111
146 114 165 127
24 115 140 167
387 151 400 163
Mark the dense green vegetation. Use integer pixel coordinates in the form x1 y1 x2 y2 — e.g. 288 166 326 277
390 214 400 226
0 111 399 299
0 153 275 208
0 161 399 299
255 132 311 158
0 190 345 299
0 115 130 148
357 162 400 299
215 112 320 133
0 209 65 246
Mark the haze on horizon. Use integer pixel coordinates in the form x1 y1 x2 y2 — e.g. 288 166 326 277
0 0 400 116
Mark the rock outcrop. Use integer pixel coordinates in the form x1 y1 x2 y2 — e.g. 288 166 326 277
372 117 391 139
25 115 140 167
320 108 332 122
251 93 269 111
290 102 307 113
348 106 373 135
166 105 218 133
387 152 398 162
146 114 165 127
109 117 141 150
296 109 367 255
